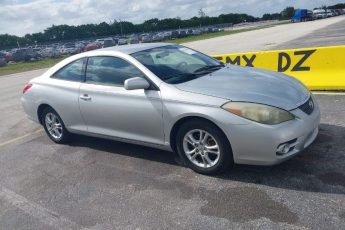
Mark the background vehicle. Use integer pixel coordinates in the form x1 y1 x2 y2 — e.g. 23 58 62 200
129 35 140 44
95 39 105 46
140 34 152 43
12 48 38 62
178 30 188 38
39 47 61 58
85 43 99 51
292 9 314 22
117 37 128 45
4 52 13 62
0 52 6 67
326 9 335 17
75 42 86 53
313 9 327 19
61 43 78 55
102 38 115 48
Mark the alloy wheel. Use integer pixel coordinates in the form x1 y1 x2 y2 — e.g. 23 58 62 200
183 129 220 168
45 112 63 140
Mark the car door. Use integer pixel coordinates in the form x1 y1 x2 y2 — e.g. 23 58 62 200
78 56 164 145
48 58 87 132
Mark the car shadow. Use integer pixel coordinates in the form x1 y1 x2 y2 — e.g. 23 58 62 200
68 123 345 194
68 134 180 166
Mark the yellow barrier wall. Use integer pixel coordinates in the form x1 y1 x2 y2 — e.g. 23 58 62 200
212 46 345 90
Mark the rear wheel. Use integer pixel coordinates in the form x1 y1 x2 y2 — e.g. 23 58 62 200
42 107 70 144
176 120 233 174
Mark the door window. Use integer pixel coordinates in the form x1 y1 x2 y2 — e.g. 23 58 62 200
52 58 84 82
86 56 145 86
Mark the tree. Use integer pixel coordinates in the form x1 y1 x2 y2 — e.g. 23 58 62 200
327 3 345 9
262 13 281 20
321 5 327 11
0 11 260 49
281 6 295 19
198 8 206 18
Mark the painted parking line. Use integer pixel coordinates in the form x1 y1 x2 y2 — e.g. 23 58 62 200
0 187 88 230
0 129 43 148
312 91 345 95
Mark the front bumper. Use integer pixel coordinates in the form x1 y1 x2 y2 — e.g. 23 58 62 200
222 98 321 166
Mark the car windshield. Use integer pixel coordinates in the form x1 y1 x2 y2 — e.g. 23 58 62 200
131 45 224 84
65 43 75 48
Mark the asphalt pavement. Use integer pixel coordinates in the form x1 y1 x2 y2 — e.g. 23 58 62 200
276 17 345 49
184 15 345 54
1 19 345 229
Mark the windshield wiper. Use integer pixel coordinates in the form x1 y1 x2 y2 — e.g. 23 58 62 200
193 64 225 74
161 65 224 84
163 72 206 84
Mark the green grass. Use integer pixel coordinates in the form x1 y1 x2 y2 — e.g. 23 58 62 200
0 56 67 76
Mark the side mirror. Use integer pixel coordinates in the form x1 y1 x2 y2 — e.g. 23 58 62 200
124 77 150 90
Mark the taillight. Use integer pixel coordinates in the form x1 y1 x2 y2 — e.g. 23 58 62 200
23 83 33 94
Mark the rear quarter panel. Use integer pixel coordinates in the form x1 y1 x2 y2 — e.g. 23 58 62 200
26 76 86 132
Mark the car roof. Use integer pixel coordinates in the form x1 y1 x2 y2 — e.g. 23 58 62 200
100 42 172 54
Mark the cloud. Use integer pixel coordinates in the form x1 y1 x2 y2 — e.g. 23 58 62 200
0 0 341 36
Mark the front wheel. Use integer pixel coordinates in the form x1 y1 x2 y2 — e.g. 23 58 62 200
42 107 71 144
176 120 233 174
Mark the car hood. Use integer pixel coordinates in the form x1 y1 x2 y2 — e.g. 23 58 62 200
175 65 310 110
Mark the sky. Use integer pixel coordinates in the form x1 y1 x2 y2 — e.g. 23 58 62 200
0 0 341 36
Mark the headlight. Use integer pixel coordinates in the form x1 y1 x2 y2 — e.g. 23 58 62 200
222 102 295 125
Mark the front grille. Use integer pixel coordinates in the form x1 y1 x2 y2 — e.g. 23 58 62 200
299 97 314 115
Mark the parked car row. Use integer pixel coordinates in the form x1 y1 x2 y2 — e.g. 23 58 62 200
291 8 345 22
0 25 228 67
0 47 60 64
312 8 344 19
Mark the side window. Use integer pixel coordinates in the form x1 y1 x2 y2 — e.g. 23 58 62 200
86 56 145 86
52 59 84 82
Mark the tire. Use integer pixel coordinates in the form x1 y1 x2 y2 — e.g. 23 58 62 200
176 120 233 174
41 107 71 144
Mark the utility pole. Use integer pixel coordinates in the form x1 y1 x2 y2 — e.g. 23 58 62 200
198 8 206 18
118 19 123 36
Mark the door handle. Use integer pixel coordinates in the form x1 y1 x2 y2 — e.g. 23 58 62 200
80 94 92 101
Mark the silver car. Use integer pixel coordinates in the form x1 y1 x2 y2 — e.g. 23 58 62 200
21 43 320 174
